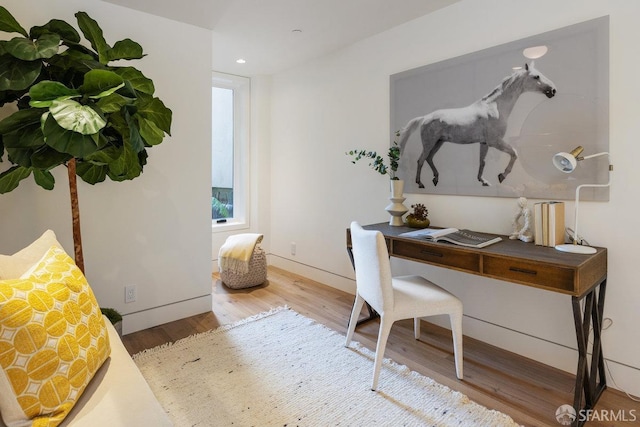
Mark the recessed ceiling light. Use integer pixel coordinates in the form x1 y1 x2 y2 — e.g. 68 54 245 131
292 29 302 33
236 59 246 64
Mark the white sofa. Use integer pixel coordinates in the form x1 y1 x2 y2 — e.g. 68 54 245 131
0 317 172 427
0 230 172 426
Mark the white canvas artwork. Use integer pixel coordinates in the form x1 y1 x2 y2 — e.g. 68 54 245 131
390 16 609 201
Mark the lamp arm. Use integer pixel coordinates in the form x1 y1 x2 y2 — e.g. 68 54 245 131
581 152 610 161
571 152 611 246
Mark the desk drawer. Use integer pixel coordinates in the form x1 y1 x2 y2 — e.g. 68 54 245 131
483 256 575 292
392 240 480 273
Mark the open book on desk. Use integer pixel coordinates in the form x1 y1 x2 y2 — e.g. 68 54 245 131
399 228 502 248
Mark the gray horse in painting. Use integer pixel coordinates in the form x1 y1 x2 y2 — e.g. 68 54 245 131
398 62 556 188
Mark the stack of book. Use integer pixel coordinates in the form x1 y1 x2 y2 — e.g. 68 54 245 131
533 201 565 246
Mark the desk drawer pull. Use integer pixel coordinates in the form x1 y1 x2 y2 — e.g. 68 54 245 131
420 250 443 258
509 267 537 276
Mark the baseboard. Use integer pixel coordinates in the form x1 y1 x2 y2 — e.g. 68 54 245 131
212 254 356 294
601 357 640 399
269 255 355 294
122 294 212 335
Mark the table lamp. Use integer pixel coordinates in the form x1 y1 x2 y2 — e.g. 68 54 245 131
552 145 612 254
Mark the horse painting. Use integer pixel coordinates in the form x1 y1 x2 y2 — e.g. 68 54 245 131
397 62 557 188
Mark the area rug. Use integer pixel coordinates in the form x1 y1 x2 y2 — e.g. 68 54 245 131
133 307 520 426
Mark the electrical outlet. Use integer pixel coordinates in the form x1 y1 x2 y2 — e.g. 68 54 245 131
291 242 296 256
125 285 137 303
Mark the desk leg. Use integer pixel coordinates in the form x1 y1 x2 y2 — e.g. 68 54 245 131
571 280 607 427
346 247 379 328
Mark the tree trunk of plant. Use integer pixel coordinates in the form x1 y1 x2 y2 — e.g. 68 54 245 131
67 159 85 273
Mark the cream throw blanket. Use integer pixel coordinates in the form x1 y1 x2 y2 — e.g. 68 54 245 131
218 233 263 275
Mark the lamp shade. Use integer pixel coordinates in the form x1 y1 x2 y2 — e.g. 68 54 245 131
552 146 584 173
553 152 577 172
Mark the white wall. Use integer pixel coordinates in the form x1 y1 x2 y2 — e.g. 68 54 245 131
0 0 213 333
268 0 640 396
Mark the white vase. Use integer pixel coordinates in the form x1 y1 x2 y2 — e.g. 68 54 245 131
385 179 408 226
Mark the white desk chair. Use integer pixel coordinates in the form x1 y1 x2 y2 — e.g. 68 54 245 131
345 221 464 390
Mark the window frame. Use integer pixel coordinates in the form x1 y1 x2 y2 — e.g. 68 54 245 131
211 71 250 231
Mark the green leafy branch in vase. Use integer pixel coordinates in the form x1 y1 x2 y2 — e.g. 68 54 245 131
346 132 401 180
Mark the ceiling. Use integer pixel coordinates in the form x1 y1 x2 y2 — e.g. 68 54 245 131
100 0 460 76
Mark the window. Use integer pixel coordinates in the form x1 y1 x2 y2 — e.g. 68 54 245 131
212 72 250 226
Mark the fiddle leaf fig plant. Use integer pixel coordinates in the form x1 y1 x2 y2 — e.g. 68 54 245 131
0 6 172 271
0 7 171 189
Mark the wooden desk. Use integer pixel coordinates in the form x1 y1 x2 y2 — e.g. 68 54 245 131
346 223 607 427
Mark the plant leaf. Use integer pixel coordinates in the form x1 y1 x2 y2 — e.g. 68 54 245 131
30 145 70 169
28 80 80 107
43 114 100 157
124 109 144 153
0 6 28 37
76 161 107 184
4 34 60 61
46 51 104 87
107 140 141 181
5 147 33 167
75 12 111 64
0 54 42 91
138 148 148 167
96 93 129 113
50 99 106 135
33 169 54 190
0 165 31 194
108 39 144 61
129 118 144 153
80 69 124 98
135 93 172 135
107 110 128 139
3 122 45 168
85 145 122 165
116 80 138 98
2 124 45 148
0 108 44 134
90 82 125 99
30 19 81 44
111 67 154 94
137 115 165 146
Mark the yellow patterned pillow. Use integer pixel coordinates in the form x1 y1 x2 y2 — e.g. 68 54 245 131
0 247 111 427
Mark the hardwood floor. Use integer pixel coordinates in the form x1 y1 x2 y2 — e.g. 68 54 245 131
122 266 640 427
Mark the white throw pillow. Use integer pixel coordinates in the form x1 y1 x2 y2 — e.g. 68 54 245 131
0 230 64 280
